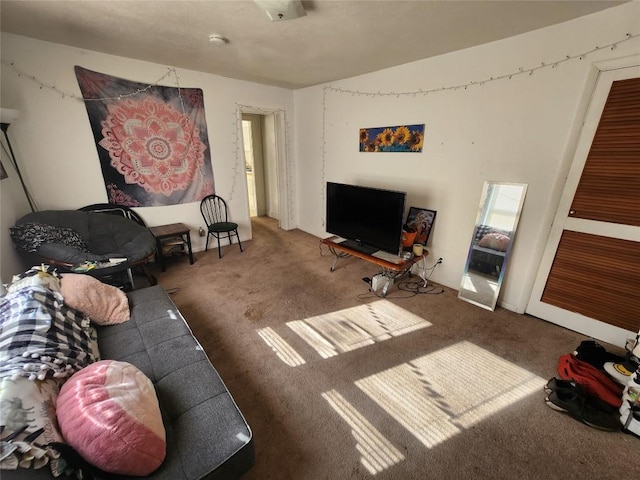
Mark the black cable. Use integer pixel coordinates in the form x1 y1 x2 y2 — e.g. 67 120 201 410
357 260 445 299
357 278 444 300
397 280 445 295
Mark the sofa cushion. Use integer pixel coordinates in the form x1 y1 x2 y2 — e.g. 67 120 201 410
98 286 255 480
56 360 166 476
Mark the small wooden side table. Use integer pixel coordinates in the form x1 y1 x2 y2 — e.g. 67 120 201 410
149 223 194 272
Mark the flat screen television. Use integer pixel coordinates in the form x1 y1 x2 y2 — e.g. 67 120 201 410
326 182 406 255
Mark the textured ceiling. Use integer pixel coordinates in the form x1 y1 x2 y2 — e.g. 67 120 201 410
0 0 625 89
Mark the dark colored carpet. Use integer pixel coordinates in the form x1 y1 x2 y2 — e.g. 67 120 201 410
144 217 638 480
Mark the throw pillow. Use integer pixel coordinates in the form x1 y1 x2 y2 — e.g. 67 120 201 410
478 232 510 252
0 377 64 475
10 223 88 253
60 274 130 325
56 360 166 476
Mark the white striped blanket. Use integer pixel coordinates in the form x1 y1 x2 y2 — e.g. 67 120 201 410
0 285 96 381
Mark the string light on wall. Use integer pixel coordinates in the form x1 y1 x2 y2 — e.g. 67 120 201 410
1 59 297 222
320 84 328 223
3 31 637 106
319 31 640 224
0 60 178 102
324 32 639 97
3 30 638 227
2 60 198 158
1 61 210 195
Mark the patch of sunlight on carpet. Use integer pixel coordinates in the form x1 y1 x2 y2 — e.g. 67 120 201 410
322 389 405 475
356 341 545 448
287 300 432 359
257 327 306 367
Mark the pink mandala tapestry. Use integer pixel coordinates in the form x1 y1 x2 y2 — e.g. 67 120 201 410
75 66 214 206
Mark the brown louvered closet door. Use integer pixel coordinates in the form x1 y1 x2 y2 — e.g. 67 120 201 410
568 77 640 226
540 76 640 332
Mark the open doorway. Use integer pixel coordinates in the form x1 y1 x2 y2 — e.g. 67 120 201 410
237 105 292 239
242 113 280 220
242 113 279 219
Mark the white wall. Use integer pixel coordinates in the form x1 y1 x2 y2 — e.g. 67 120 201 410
0 123 32 284
0 33 294 278
262 115 280 219
293 3 640 312
2 4 638 308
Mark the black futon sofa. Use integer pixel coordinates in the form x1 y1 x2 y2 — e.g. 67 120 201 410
6 285 254 480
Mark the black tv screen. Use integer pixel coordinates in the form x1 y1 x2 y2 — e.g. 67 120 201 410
326 182 406 255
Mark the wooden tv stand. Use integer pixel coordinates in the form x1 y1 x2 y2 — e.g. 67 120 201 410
321 236 427 295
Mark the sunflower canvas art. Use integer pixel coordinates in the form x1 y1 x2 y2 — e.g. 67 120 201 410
359 124 424 152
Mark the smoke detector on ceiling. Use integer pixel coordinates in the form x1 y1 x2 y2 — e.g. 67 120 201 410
254 0 306 22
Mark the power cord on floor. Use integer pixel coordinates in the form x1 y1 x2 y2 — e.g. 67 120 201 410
397 279 444 296
357 259 445 299
414 256 442 287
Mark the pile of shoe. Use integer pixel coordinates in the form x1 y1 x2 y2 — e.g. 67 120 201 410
613 335 640 436
545 336 640 435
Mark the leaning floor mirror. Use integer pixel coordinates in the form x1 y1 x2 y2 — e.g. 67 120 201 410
459 181 528 311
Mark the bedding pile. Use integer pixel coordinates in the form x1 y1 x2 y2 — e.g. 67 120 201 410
0 266 102 476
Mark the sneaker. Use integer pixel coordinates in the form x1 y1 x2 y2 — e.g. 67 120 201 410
544 377 619 414
545 388 621 431
604 356 640 386
544 377 572 394
557 354 623 408
573 339 625 369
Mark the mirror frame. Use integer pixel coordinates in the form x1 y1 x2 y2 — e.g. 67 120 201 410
458 181 528 311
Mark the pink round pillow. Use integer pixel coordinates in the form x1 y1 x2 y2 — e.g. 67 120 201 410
56 360 166 475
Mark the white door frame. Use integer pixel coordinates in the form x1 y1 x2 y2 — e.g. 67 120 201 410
242 114 266 217
526 55 640 347
236 105 293 234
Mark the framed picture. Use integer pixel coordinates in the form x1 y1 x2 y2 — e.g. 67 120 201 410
405 207 437 245
359 123 425 152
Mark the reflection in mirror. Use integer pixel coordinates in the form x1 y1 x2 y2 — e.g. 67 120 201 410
459 182 528 311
